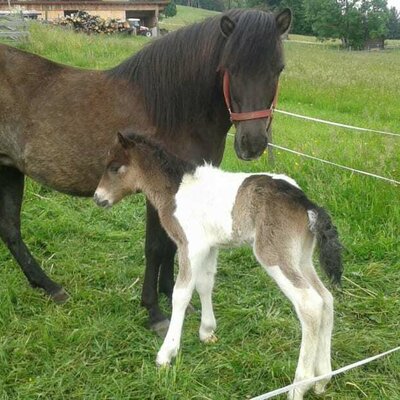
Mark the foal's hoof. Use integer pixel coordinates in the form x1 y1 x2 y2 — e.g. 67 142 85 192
202 332 218 344
314 379 329 395
50 288 70 304
150 319 170 338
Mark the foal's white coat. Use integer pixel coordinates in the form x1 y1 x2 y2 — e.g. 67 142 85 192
96 156 337 400
155 166 334 400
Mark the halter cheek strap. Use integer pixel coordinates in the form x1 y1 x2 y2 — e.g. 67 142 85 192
222 70 278 122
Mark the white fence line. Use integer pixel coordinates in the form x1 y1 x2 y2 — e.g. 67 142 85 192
275 109 400 138
226 134 399 186
269 144 400 186
249 345 400 400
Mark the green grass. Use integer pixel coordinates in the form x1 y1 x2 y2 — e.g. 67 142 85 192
0 17 399 400
160 5 219 31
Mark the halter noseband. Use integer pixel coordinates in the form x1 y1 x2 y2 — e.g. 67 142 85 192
222 70 278 123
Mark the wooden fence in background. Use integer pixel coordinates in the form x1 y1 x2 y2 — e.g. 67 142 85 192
0 13 28 41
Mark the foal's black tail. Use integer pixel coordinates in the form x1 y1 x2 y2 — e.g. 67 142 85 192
309 206 343 286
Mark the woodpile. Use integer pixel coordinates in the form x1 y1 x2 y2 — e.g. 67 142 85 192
53 11 132 35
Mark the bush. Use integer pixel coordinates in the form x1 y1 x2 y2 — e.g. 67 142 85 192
164 1 177 18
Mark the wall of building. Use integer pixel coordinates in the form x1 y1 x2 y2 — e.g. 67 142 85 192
0 1 164 26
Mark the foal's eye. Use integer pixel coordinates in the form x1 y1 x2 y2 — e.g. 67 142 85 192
109 163 122 174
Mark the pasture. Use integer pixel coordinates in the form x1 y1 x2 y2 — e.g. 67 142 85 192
0 10 399 400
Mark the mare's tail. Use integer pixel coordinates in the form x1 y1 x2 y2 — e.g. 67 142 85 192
308 206 343 286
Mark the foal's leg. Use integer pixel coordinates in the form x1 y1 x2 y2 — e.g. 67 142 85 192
142 201 174 337
0 167 68 302
265 264 323 400
255 243 323 400
196 248 218 343
301 252 334 394
157 245 209 366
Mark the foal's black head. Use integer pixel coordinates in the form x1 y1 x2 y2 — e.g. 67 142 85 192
219 9 292 160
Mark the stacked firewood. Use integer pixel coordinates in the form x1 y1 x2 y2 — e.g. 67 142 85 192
54 11 132 35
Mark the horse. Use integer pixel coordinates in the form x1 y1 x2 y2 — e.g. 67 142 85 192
94 131 343 400
0 8 292 335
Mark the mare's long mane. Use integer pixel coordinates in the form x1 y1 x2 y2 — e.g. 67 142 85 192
108 10 281 135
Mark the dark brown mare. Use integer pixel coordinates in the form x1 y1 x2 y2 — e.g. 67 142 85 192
0 8 291 334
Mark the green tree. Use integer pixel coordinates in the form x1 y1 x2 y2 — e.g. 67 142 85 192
305 0 389 49
165 0 178 17
387 6 400 38
199 0 225 11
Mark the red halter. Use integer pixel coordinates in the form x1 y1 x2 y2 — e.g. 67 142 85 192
222 70 278 123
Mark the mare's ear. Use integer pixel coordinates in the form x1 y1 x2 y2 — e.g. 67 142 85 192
117 131 130 149
275 8 292 36
220 16 236 38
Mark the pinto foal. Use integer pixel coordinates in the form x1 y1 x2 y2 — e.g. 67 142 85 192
94 132 343 400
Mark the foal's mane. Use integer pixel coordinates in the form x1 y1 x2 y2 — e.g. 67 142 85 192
108 9 281 135
124 133 196 186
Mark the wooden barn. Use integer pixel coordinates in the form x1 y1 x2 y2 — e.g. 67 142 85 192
0 0 169 28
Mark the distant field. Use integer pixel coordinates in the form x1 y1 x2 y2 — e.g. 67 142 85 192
0 9 399 400
160 5 219 30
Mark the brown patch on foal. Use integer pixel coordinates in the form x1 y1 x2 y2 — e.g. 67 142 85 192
232 175 311 288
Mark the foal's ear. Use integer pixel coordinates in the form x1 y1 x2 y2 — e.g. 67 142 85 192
117 131 130 149
275 8 292 36
220 16 236 38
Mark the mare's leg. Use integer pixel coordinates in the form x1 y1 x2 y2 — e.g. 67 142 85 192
301 252 334 394
196 247 218 342
156 245 209 366
158 237 176 300
254 240 323 400
142 200 174 336
0 166 68 303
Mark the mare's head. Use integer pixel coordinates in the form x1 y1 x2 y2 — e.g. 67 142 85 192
94 132 143 208
219 9 291 160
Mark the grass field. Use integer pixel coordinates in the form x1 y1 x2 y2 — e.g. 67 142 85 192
0 8 399 400
160 5 219 31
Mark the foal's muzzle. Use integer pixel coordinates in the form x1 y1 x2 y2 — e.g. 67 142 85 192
93 192 111 208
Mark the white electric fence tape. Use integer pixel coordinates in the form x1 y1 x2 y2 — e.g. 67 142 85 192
275 109 400 138
249 345 400 400
268 144 400 186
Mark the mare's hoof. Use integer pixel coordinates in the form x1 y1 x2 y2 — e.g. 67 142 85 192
151 319 170 338
50 288 70 304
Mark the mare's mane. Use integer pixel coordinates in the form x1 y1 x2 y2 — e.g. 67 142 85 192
124 133 196 186
108 9 281 135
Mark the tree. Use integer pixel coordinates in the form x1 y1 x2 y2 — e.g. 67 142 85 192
165 0 178 17
388 6 400 38
199 0 225 11
305 0 390 49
